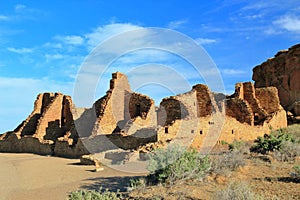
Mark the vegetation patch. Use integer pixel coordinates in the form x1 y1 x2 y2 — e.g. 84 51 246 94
251 125 300 162
68 188 122 200
147 145 211 184
212 182 264 200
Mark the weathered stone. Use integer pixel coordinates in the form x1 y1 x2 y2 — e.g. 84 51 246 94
253 43 300 116
0 71 288 159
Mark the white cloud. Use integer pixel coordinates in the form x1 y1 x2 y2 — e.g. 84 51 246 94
85 23 141 50
274 15 300 33
221 69 246 75
167 20 188 30
7 47 33 54
194 38 217 45
55 35 84 45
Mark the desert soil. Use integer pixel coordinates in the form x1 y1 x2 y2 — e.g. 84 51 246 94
0 153 144 200
129 155 300 200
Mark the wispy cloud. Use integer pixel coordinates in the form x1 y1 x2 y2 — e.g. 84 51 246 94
85 23 141 50
274 15 300 33
194 37 217 45
43 42 62 49
167 19 188 30
54 35 85 45
45 53 64 61
7 47 33 54
221 68 246 75
15 4 27 12
0 15 10 21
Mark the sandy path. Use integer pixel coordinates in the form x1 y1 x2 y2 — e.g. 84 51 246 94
0 153 144 200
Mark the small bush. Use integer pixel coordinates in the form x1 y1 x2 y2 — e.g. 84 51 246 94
147 145 211 184
211 151 245 176
273 141 300 162
127 178 146 192
291 165 300 178
228 140 250 154
212 182 264 200
68 188 122 200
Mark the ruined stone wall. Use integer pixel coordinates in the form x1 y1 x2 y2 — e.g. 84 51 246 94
253 43 300 114
255 87 282 114
0 71 289 158
225 98 254 125
158 98 189 126
93 72 132 134
129 93 153 120
14 93 44 136
232 82 268 125
158 81 287 149
192 84 215 117
0 133 53 155
34 93 64 139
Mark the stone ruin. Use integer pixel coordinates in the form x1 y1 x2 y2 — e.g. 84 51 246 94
253 43 300 123
0 70 288 158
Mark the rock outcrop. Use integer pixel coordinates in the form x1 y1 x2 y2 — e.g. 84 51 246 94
253 43 300 121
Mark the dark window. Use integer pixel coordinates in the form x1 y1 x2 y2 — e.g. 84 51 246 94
200 130 203 135
165 127 168 134
191 130 194 134
135 104 141 116
232 130 234 134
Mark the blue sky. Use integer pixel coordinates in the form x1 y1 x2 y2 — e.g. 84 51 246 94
0 0 300 133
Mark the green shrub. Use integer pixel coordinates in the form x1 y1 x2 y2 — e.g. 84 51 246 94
220 140 228 145
251 128 295 154
211 151 245 176
147 145 211 184
212 182 264 200
68 188 122 200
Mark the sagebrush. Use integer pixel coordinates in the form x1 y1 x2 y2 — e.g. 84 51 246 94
147 145 211 184
68 187 122 200
212 182 264 200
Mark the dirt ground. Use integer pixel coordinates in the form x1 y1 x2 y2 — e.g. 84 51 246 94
0 152 299 200
0 153 144 200
129 155 300 200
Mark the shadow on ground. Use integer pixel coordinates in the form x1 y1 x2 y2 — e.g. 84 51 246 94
80 176 145 192
254 177 300 183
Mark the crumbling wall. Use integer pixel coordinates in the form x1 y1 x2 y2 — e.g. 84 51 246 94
192 84 216 117
92 72 132 134
129 93 153 120
255 87 282 114
15 93 44 136
234 82 268 125
0 133 53 155
225 98 254 125
158 98 189 126
34 93 64 139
